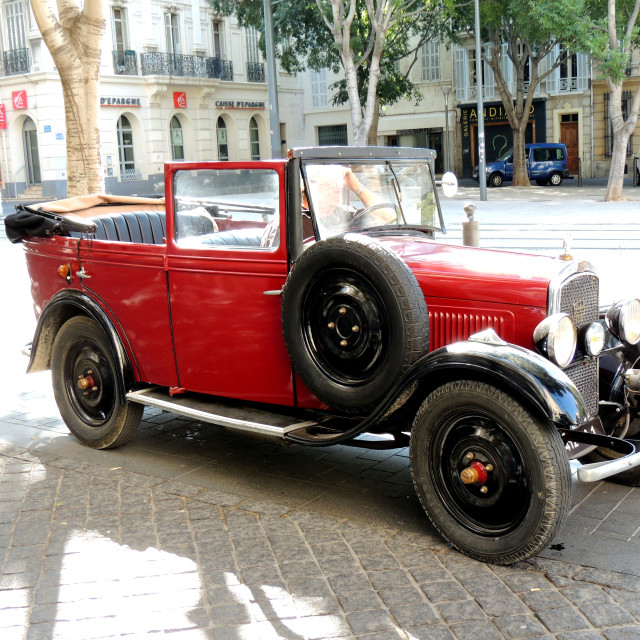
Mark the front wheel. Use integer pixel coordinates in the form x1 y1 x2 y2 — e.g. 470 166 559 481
488 173 503 187
410 380 570 564
51 316 143 449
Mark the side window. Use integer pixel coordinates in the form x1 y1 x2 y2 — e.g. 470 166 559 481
172 169 280 250
532 148 549 162
554 147 565 161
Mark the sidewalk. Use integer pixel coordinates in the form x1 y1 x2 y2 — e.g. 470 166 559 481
2 184 640 639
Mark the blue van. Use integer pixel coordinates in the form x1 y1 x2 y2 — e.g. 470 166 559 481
472 143 570 187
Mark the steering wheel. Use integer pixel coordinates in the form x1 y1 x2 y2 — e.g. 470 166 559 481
348 202 399 228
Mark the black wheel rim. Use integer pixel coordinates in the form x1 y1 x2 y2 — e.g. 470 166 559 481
430 411 531 536
63 337 117 428
301 267 390 385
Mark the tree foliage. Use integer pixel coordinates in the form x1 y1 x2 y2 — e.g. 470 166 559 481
210 0 454 144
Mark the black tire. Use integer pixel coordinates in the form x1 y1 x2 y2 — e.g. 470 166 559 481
51 316 143 449
488 173 503 187
410 380 571 564
535 179 548 186
281 235 429 414
549 172 563 186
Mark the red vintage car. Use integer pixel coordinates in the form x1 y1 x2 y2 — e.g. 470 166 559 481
7 146 640 565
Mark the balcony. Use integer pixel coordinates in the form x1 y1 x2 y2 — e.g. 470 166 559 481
3 48 29 76
140 52 233 80
247 62 265 83
113 50 138 76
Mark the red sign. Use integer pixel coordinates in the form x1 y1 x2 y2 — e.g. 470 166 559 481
173 92 187 108
0 105 6 129
12 90 27 110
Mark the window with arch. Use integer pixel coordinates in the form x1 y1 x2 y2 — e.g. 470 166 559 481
249 117 260 160
170 116 184 160
217 117 229 161
117 115 136 179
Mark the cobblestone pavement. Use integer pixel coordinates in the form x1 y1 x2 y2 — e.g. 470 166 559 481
2 400 640 640
2 189 640 639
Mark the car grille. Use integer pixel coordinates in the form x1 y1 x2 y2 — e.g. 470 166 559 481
553 272 600 416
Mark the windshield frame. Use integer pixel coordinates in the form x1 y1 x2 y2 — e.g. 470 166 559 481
297 148 445 241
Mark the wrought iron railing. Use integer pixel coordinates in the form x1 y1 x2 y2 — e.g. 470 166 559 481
3 48 29 76
120 168 142 182
140 52 233 80
247 62 265 83
112 50 138 75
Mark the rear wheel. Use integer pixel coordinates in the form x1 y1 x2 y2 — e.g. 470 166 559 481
489 173 503 187
549 172 563 186
410 380 570 564
51 317 142 449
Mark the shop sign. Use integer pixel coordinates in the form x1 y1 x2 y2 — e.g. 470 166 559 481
174 92 187 108
0 105 6 129
12 90 27 110
215 100 266 109
100 97 142 107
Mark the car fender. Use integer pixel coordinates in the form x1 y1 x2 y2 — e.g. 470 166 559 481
27 290 137 395
286 330 590 446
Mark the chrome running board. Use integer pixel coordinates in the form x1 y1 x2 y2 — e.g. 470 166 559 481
126 387 318 440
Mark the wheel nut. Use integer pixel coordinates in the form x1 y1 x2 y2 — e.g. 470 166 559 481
339 307 346 315
485 464 493 472
328 322 335 329
465 452 474 460
480 486 488 494
340 340 347 347
460 467 479 484
352 325 360 333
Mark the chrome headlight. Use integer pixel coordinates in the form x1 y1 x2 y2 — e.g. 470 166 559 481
533 313 577 368
606 299 640 345
582 322 605 357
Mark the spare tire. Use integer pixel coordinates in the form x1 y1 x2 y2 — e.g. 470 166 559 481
281 235 430 414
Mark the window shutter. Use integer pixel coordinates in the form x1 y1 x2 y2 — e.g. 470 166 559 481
454 47 467 102
577 53 589 92
546 44 559 95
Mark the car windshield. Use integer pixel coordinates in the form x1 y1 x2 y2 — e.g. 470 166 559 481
496 148 513 162
302 159 443 240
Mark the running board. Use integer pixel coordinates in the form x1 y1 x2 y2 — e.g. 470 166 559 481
126 387 326 440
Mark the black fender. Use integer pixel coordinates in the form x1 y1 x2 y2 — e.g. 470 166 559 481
285 331 589 446
27 290 138 397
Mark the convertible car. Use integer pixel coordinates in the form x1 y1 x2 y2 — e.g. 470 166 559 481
6 146 640 565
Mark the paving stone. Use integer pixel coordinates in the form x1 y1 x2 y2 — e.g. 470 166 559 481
437 599 485 624
602 627 640 640
345 608 397 634
578 601 636 627
421 580 469 603
449 620 503 640
522 588 571 611
492 614 549 638
335 589 380 614
535 607 590 633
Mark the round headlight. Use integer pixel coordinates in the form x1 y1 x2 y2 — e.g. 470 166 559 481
533 313 577 369
606 298 640 345
583 322 605 357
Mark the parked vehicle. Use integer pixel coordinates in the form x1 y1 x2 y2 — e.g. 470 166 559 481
472 142 571 187
7 146 640 565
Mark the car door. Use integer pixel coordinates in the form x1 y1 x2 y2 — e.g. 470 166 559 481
165 162 295 406
504 154 514 180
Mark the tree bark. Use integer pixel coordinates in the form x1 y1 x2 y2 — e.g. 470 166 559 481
30 0 105 196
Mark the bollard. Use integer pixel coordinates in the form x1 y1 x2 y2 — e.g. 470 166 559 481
462 202 480 247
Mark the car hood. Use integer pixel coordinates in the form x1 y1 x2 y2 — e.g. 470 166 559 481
376 235 562 309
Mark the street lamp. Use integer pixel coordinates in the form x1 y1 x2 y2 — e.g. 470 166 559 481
441 85 451 174
474 0 487 201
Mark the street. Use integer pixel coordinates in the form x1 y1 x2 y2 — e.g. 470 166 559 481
1 184 640 639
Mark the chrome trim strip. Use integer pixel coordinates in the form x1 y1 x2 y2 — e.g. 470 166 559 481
126 390 311 437
575 450 640 482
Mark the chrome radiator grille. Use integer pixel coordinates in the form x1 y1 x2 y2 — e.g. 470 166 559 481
552 272 600 416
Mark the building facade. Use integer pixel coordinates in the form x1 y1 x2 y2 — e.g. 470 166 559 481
0 0 305 198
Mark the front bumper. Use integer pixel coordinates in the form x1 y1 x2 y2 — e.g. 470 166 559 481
562 428 640 482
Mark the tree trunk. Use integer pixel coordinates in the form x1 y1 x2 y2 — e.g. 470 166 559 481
512 127 530 187
368 96 381 145
30 0 105 196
